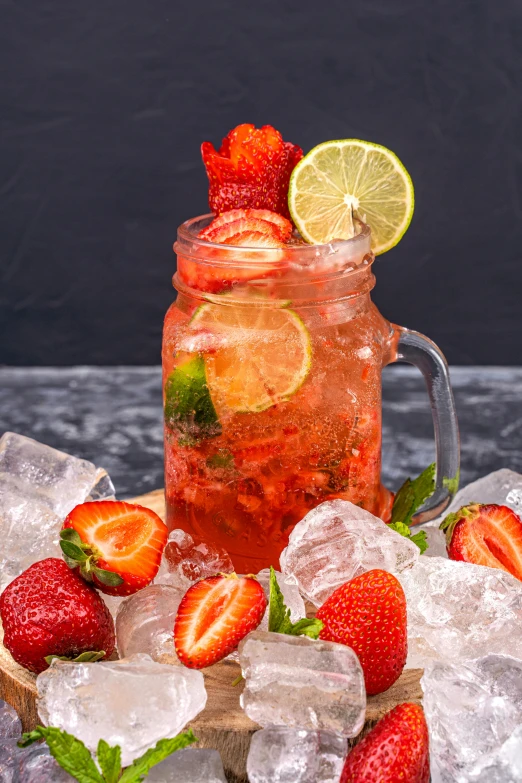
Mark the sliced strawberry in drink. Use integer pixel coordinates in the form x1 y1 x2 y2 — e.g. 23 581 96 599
199 208 293 241
202 124 303 218
61 500 168 596
226 230 284 248
178 209 287 293
174 573 267 668
440 503 522 580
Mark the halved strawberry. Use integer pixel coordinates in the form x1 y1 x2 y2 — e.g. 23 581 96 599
174 573 267 668
61 501 168 596
202 124 303 218
440 503 522 580
200 208 293 241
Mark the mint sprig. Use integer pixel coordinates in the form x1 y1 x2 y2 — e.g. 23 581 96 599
388 463 436 553
19 726 197 783
268 566 323 639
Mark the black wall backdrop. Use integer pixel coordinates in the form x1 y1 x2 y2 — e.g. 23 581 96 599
1 0 522 366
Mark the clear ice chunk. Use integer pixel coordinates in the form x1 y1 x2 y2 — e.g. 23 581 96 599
239 630 366 736
145 748 227 782
0 741 73 782
155 529 234 593
36 654 207 767
421 468 522 559
18 744 74 781
0 432 114 593
247 726 347 783
0 700 21 739
256 568 306 631
116 584 184 661
279 499 419 605
422 654 522 782
398 556 522 668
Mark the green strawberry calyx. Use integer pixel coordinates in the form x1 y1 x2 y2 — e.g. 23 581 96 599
439 503 479 544
59 528 124 587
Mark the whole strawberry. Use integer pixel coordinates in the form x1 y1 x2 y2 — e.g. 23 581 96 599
174 573 267 668
440 503 522 580
341 702 429 783
0 558 115 673
316 569 407 695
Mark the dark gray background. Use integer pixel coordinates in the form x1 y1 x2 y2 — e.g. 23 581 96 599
1 0 521 366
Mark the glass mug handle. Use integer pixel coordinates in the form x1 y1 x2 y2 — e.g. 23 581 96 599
387 326 460 524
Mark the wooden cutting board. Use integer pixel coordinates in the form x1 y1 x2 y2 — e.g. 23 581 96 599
0 488 423 783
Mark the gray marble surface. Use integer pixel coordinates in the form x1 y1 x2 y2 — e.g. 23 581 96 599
0 366 521 498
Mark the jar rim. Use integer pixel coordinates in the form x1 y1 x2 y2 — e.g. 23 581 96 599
175 213 373 273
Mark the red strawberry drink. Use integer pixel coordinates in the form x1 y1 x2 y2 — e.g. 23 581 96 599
163 125 459 573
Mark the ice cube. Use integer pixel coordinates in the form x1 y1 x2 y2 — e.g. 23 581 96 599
422 654 522 782
247 726 347 783
279 499 419 605
398 556 522 668
17 744 74 782
0 700 21 739
255 568 306 631
155 529 234 593
239 630 366 736
116 584 184 661
36 654 207 767
145 748 227 782
0 432 114 593
421 468 522 559
0 739 23 782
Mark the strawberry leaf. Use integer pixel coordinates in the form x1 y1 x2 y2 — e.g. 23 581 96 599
60 528 84 547
268 566 323 639
92 567 124 587
96 739 122 783
60 540 89 563
119 729 197 783
20 726 104 783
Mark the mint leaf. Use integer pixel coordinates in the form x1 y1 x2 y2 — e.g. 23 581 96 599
119 730 197 783
391 463 436 527
164 357 221 439
268 566 323 640
44 650 106 665
97 739 122 783
206 450 235 470
20 726 104 783
409 530 428 554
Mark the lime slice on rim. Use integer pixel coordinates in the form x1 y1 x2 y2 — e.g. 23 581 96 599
288 139 414 254
190 303 312 414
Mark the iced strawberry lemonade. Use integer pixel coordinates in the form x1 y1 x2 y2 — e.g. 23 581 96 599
163 124 415 572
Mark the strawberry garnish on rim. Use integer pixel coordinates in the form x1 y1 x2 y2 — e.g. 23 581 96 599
341 702 430 783
199 208 293 242
202 124 303 218
440 503 522 580
61 500 168 596
174 573 267 668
